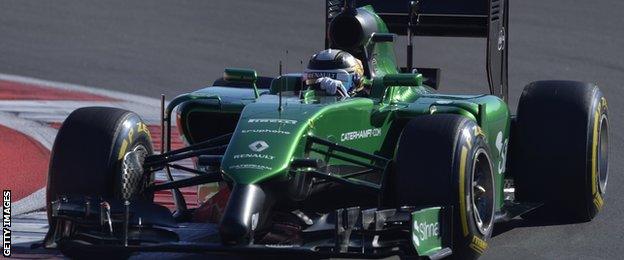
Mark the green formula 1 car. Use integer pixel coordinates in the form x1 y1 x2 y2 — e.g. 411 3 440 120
43 0 610 259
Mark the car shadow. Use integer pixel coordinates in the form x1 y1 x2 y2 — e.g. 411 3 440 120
492 217 587 237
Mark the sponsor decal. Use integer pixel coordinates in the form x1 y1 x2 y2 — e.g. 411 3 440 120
412 219 439 247
248 118 297 125
3 190 10 257
495 131 509 174
340 128 382 142
233 153 275 160
241 129 290 135
228 164 273 171
248 141 269 152
305 72 337 80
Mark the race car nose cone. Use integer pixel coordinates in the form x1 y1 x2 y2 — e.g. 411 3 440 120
219 184 266 245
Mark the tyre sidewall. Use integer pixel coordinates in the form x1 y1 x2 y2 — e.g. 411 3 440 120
452 121 493 258
586 90 608 218
109 114 154 200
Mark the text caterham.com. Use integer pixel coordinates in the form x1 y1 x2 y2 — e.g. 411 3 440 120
3 190 10 257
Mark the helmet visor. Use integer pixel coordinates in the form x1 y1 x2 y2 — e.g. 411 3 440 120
303 69 353 91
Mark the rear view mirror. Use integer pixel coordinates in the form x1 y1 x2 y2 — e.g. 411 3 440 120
223 68 259 98
383 73 423 87
371 33 395 43
400 67 441 90
223 68 257 83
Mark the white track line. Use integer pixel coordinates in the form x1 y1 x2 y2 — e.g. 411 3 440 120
0 112 56 215
0 100 162 123
0 73 161 106
0 112 57 150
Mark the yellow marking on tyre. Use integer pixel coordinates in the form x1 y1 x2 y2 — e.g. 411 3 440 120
591 105 599 195
127 126 135 142
469 244 484 254
459 145 469 236
470 235 488 254
593 192 604 209
118 139 128 160
473 126 485 138
137 122 150 136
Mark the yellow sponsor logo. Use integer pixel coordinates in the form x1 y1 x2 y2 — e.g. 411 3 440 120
137 122 150 136
469 235 488 254
593 192 604 209
600 97 608 110
117 121 151 160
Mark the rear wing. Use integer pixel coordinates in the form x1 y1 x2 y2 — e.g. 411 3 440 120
325 0 509 101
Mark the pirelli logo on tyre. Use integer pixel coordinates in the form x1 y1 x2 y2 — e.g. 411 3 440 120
118 121 151 160
469 235 488 254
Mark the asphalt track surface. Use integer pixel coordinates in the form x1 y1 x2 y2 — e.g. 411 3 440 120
1 0 623 259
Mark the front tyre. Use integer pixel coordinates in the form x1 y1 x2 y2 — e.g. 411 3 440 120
47 107 154 223
392 114 495 259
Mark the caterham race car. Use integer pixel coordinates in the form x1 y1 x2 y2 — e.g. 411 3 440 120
43 0 610 259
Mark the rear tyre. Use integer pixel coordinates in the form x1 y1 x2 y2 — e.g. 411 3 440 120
514 81 608 222
392 114 494 259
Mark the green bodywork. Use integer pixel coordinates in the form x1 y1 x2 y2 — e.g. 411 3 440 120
173 6 510 210
411 207 444 257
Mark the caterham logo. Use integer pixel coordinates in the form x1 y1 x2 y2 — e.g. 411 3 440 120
249 141 269 152
340 128 382 142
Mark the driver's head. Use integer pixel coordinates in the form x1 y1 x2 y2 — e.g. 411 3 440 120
303 49 364 95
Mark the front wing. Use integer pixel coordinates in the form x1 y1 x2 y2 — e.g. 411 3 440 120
45 197 453 259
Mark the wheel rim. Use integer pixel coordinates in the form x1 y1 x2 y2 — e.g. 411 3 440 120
133 144 149 161
120 144 150 199
471 149 494 235
598 115 609 194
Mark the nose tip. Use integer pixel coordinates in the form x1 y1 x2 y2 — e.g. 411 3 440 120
218 184 266 245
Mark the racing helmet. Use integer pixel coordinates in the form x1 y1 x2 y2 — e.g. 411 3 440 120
303 49 364 93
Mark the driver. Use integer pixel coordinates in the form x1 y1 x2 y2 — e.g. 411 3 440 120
303 49 368 97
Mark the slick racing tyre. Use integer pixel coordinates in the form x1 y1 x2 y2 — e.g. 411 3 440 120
47 107 154 223
392 114 495 259
513 81 609 222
